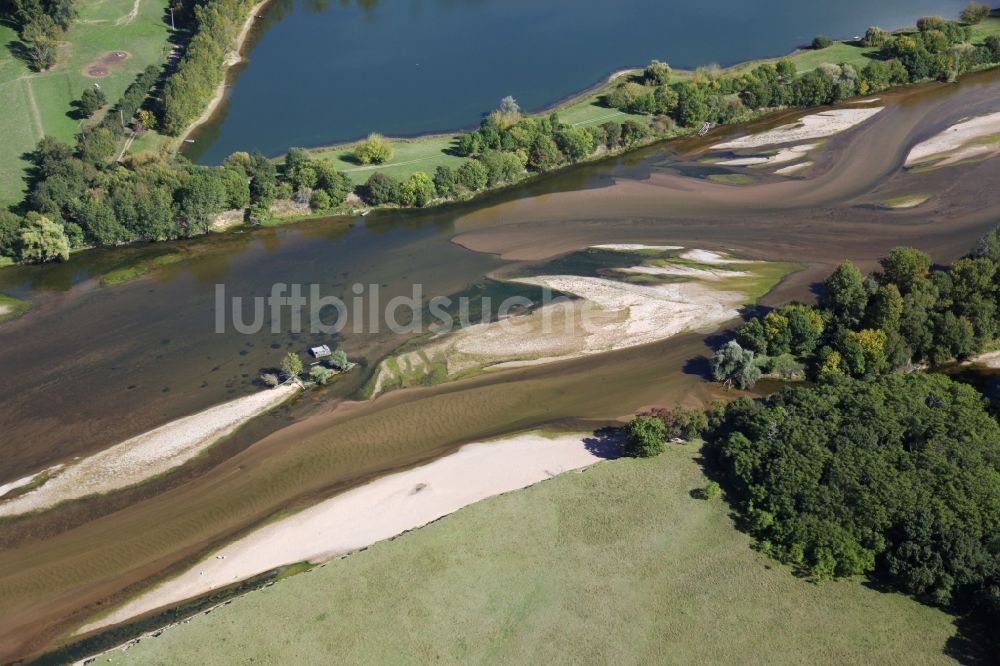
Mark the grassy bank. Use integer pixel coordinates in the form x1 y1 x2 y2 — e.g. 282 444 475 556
0 0 173 207
99 445 959 665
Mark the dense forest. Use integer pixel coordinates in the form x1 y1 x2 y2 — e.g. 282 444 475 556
711 228 1000 388
710 373 1000 650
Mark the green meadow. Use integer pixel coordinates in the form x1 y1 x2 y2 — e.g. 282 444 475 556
104 445 959 665
0 0 171 207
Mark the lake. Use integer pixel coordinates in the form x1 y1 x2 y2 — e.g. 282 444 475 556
185 0 968 163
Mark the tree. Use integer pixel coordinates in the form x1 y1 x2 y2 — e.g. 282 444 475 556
23 16 60 70
456 159 488 191
960 1 991 24
78 86 107 117
623 415 667 457
260 372 279 387
76 126 118 165
703 481 721 499
309 365 336 385
398 171 437 207
812 35 832 49
879 247 931 294
555 126 596 162
644 59 672 85
528 135 562 170
673 82 708 127
364 172 400 205
433 165 457 197
0 211 22 257
985 35 1000 61
310 189 331 210
18 213 70 262
916 16 947 32
710 340 761 389
820 261 868 329
498 95 520 116
281 352 303 381
354 133 394 164
862 26 890 48
329 349 348 370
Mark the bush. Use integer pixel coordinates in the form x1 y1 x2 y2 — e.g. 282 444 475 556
364 172 400 205
354 133 394 165
623 415 667 457
812 35 832 49
310 189 331 210
703 481 721 500
960 1 991 24
862 26 890 48
78 86 107 117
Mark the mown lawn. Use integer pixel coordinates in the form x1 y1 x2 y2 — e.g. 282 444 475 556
0 0 172 207
105 445 959 665
307 136 468 186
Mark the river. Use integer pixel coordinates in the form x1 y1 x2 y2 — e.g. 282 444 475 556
183 0 969 163
1 61 999 666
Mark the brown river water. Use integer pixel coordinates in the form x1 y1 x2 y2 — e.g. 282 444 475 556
1 70 999 661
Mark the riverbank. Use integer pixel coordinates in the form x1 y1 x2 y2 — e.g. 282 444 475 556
77 430 614 634
91 445 962 666
178 0 272 145
0 384 297 518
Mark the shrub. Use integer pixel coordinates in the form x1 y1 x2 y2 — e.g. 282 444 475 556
960 2 991 24
862 26 890 48
703 481 721 500
812 35 832 49
354 133 394 165
310 189 331 210
364 172 400 205
623 415 667 457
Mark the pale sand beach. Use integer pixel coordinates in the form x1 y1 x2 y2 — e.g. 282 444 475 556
78 431 615 633
717 143 817 167
904 111 1000 167
0 385 297 517
712 107 883 149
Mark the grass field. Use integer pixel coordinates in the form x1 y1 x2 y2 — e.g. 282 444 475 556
103 445 959 665
0 0 172 207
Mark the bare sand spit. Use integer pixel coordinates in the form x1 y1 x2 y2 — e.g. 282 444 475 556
619 265 748 280
679 249 748 264
0 385 297 517
712 107 883 149
905 111 1000 167
717 143 817 167
774 160 813 176
78 431 612 633
591 244 684 252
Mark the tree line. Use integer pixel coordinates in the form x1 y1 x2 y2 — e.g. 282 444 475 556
603 15 1000 130
711 229 1000 389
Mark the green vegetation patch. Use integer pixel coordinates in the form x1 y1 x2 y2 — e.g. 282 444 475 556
707 172 755 185
98 252 186 286
0 293 33 324
877 193 931 209
100 446 959 665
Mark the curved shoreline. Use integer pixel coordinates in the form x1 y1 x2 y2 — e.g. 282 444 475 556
178 0 274 145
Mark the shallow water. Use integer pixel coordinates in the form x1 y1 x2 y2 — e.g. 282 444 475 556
184 0 968 163
1 70 1000 662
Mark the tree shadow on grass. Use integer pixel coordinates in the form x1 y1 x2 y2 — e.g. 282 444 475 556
581 426 624 459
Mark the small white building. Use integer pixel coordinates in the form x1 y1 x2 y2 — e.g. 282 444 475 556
310 345 331 358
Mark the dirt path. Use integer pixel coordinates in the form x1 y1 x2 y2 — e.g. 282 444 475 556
114 0 141 26
22 77 44 140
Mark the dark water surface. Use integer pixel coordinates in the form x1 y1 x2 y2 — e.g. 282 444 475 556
185 0 967 163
